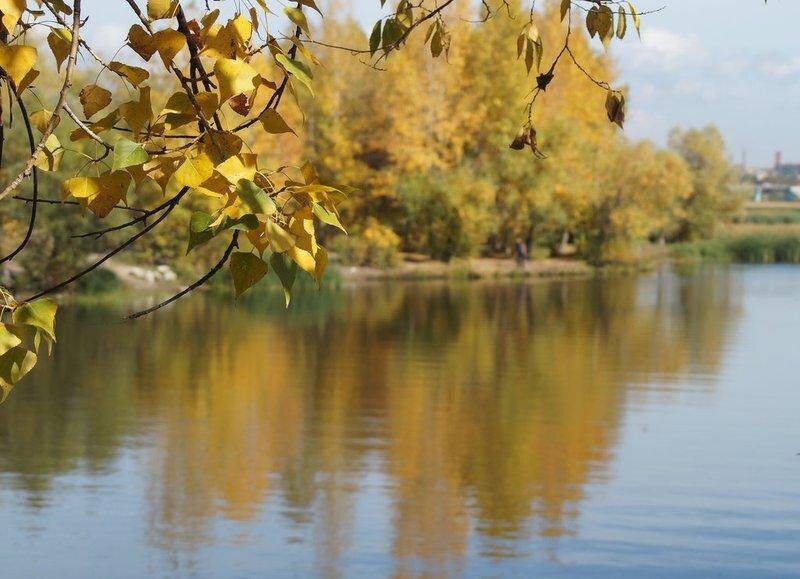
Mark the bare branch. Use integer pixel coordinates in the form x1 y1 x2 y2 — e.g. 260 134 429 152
125 231 240 320
22 188 188 303
0 94 39 264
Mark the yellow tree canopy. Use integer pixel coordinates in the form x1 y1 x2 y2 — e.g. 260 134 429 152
0 0 647 399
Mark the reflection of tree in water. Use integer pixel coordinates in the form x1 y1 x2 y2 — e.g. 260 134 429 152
0 269 741 575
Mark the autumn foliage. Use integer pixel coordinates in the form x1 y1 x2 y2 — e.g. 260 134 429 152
0 0 738 398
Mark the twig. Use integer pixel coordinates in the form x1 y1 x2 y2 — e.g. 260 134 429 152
22 189 185 302
13 196 149 215
0 0 82 203
125 231 240 320
70 189 187 239
0 94 38 264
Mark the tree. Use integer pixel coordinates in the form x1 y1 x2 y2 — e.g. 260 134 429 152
668 126 741 240
0 0 648 400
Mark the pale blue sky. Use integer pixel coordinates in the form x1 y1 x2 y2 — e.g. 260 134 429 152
80 0 800 166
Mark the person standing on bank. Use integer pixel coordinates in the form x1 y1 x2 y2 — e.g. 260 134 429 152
514 238 528 268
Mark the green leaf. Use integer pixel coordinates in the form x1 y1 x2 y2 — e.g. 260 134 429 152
187 211 215 253
0 324 22 356
313 203 346 233
382 18 403 51
187 211 261 254
12 299 57 343
223 214 260 232
112 138 149 171
369 20 382 55
283 7 310 35
230 252 268 297
237 179 277 215
275 54 314 95
0 346 38 402
270 252 297 307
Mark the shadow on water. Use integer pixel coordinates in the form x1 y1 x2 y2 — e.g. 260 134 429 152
0 266 742 576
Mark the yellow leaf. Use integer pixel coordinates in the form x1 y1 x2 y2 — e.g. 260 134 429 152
128 24 156 61
88 171 132 217
201 9 220 29
0 323 22 357
246 224 269 255
0 44 37 90
152 28 185 66
70 109 119 142
161 90 218 118
34 134 63 172
201 24 236 59
173 152 214 188
61 176 101 200
205 130 243 157
15 68 39 93
214 58 259 102
288 245 316 276
0 0 25 34
147 0 177 20
79 84 112 118
259 109 295 135
109 61 150 87
313 245 328 285
215 153 257 185
264 220 295 252
119 87 152 139
193 172 231 198
229 14 252 45
48 0 72 16
29 109 58 133
283 7 310 35
47 27 72 72
143 155 180 191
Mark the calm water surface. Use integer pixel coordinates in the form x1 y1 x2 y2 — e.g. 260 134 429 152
0 266 799 578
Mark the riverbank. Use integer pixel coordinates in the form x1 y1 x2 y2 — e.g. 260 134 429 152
333 256 593 282
672 222 800 264
14 220 800 300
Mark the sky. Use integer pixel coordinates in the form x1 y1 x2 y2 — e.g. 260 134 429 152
79 0 800 167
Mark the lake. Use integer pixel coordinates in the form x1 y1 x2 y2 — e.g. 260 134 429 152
0 265 798 578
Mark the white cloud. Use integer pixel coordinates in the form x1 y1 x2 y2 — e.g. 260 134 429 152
624 109 671 145
761 56 800 79
626 27 706 70
671 80 718 101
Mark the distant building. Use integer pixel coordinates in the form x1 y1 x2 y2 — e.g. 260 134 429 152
774 151 800 180
755 184 800 202
752 153 800 202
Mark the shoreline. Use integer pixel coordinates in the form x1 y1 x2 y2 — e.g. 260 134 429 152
331 256 594 282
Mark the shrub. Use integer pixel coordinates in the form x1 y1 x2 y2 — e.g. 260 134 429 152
331 218 401 268
76 268 122 295
395 169 495 261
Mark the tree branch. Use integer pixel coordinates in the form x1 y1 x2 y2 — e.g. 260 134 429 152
0 94 38 264
0 0 82 203
22 188 187 302
125 231 240 320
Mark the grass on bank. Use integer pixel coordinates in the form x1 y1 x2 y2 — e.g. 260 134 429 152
673 221 800 264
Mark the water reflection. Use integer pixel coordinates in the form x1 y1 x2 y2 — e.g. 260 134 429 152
0 268 741 575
